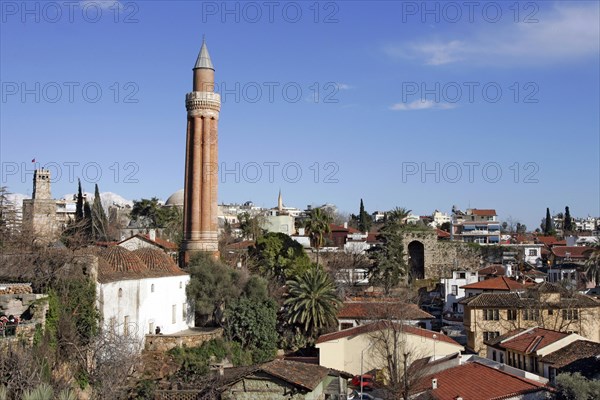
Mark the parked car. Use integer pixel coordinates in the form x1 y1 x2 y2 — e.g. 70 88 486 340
349 374 374 391
348 390 383 400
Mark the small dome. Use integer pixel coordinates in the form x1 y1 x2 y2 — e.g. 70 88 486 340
165 189 184 206
131 248 184 275
99 246 148 273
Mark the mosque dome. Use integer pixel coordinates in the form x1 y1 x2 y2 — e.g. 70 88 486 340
131 248 186 276
165 189 184 207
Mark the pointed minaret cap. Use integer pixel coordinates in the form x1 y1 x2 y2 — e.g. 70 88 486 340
194 36 214 70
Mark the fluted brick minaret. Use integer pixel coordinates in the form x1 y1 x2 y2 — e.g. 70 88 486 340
182 38 220 262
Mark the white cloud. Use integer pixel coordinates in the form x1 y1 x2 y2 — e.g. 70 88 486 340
389 100 457 111
386 3 599 66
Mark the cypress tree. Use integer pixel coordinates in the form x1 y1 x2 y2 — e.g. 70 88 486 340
358 199 371 233
564 206 573 232
83 200 93 239
544 208 553 235
75 179 84 222
92 184 109 241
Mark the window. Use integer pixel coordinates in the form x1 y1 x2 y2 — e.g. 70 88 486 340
523 309 540 321
458 272 466 279
528 249 537 256
340 322 354 330
151 284 155 293
507 309 517 320
548 309 554 316
451 285 458 296
484 309 499 321
118 288 123 298
182 303 187 320
483 331 500 341
179 281 183 289
499 353 504 364
172 305 177 324
562 309 579 320
492 351 497 361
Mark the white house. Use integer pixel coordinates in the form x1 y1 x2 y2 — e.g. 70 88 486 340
96 246 191 346
441 270 479 313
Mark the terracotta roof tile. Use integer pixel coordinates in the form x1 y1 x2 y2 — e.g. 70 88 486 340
413 362 549 400
540 340 600 369
478 264 506 276
498 328 569 353
461 276 529 291
316 321 461 347
338 300 433 320
470 209 497 216
131 248 187 276
551 246 592 259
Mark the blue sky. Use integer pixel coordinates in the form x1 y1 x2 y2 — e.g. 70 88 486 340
1 0 599 229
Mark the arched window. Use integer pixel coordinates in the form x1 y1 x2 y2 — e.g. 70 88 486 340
118 288 123 298
151 284 155 293
179 281 183 289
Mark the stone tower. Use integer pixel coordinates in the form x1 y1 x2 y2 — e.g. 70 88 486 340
181 38 220 261
22 169 57 241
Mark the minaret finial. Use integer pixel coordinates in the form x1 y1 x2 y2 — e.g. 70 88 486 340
194 36 214 70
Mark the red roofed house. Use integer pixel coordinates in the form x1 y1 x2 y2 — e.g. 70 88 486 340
547 246 595 289
337 297 434 330
118 231 179 264
316 321 463 376
484 327 585 378
411 361 552 400
461 276 531 298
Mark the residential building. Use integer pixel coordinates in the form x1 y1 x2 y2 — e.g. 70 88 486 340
316 321 463 376
118 231 179 263
460 282 600 354
484 327 584 377
217 359 351 399
451 208 501 244
441 270 479 313
430 210 451 228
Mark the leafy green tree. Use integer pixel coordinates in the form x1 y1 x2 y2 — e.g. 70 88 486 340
224 294 278 363
130 197 177 228
304 208 333 265
564 206 573 232
358 199 372 233
250 232 311 283
284 266 341 341
370 208 409 293
555 372 600 400
186 254 243 325
238 212 266 241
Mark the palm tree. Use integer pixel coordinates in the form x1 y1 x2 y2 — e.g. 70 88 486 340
386 207 412 225
304 208 332 265
284 266 341 341
585 242 600 286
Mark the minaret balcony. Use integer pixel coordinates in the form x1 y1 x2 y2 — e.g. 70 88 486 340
186 91 221 112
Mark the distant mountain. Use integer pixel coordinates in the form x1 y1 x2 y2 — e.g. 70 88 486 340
62 192 133 211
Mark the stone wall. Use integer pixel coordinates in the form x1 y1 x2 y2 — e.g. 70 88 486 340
144 328 223 352
401 230 482 281
0 293 48 322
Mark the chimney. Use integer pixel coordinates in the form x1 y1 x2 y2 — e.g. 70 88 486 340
432 378 438 390
344 222 348 229
149 229 156 241
298 227 305 236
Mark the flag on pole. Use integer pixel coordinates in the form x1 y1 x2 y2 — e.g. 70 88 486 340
31 158 36 163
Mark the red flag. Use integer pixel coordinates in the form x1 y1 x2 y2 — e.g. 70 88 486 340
31 158 36 163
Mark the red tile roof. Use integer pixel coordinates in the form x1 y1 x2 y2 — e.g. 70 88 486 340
460 276 530 291
118 234 178 251
224 240 255 250
436 228 450 238
316 321 461 346
478 264 506 276
499 328 569 354
329 224 361 234
470 209 497 216
535 236 562 246
337 300 433 321
540 340 600 369
413 362 549 400
551 246 592 259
